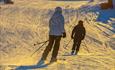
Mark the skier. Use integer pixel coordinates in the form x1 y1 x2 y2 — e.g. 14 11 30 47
71 20 86 55
38 7 66 64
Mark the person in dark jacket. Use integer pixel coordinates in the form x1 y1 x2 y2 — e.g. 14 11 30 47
38 7 66 64
71 20 86 55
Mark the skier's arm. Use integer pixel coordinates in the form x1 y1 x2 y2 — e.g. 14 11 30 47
61 16 66 38
61 17 65 33
71 27 76 39
49 17 52 27
82 28 86 40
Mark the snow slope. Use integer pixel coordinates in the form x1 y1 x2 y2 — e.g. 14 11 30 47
0 0 115 70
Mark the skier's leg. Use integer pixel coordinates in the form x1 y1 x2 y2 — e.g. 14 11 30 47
71 39 77 55
41 35 54 60
51 36 61 62
75 40 81 55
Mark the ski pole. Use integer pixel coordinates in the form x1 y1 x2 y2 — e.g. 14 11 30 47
31 40 48 56
63 39 72 50
34 40 49 46
83 40 90 53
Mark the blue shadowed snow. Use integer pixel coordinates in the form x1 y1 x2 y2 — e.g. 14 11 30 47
96 9 115 23
78 3 115 24
15 60 50 70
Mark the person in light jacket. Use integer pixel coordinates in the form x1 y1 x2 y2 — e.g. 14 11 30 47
39 7 66 63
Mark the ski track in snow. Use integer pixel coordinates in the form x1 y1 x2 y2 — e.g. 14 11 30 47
0 0 115 70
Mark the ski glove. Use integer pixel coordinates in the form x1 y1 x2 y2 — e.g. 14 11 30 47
62 32 66 38
71 35 74 39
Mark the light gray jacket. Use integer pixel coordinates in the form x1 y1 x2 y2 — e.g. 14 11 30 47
49 12 65 36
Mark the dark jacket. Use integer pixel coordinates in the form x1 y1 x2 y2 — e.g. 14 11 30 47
71 24 86 41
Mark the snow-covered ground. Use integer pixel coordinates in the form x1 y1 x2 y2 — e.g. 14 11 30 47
0 0 115 70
